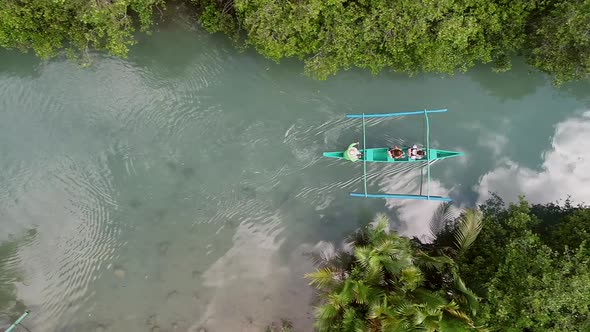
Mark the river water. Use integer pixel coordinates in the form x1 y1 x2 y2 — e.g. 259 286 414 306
0 15 589 332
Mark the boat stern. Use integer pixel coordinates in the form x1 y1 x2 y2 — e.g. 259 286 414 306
322 151 346 159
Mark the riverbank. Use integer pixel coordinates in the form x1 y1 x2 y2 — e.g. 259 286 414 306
1 0 588 84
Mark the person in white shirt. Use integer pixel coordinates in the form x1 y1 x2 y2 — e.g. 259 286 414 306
408 145 425 160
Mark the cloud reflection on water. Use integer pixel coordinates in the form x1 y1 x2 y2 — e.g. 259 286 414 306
191 202 314 332
381 168 453 239
476 111 590 205
384 111 590 239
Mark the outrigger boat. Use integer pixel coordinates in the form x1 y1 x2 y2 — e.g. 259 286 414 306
322 109 464 202
322 147 461 163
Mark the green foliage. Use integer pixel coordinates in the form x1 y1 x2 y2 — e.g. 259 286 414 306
545 207 590 252
231 0 504 78
306 213 481 332
526 0 590 84
482 236 590 331
0 0 587 83
191 0 238 36
195 0 587 83
454 209 483 255
0 0 164 61
456 196 535 291
1 0 587 83
452 195 590 331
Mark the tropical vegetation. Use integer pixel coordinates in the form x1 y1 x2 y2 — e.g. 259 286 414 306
0 0 589 84
304 196 590 331
304 212 484 331
0 0 164 62
452 195 590 331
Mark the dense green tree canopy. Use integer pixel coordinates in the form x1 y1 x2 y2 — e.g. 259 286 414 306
437 196 590 331
0 0 163 61
225 0 542 79
0 0 588 81
526 0 590 84
195 0 589 83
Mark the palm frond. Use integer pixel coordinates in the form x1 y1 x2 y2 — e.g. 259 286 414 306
354 246 371 268
367 253 384 276
374 237 402 255
367 302 385 319
342 307 359 331
365 265 385 285
353 316 368 332
381 256 408 275
413 250 454 271
369 213 391 243
451 269 480 316
351 280 369 304
422 315 443 332
412 289 447 310
367 285 386 303
429 202 457 240
400 266 423 291
394 300 417 318
315 303 340 320
314 315 336 332
412 307 428 326
379 306 411 332
335 280 354 306
373 213 391 233
445 307 473 324
454 208 483 254
305 267 339 290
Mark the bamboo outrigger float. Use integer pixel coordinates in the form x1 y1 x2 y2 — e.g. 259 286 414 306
322 109 464 202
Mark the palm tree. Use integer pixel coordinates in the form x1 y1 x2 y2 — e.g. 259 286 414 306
305 213 483 332
427 203 483 258
423 204 484 318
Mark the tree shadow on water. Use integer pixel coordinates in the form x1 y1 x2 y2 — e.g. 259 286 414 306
466 58 548 101
555 79 590 104
0 49 43 79
0 229 37 327
128 13 237 83
274 196 387 265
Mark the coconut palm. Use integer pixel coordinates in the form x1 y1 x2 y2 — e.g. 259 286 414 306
423 203 484 318
305 213 482 332
428 203 484 257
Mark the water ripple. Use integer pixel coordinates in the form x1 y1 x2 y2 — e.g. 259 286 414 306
6 155 121 331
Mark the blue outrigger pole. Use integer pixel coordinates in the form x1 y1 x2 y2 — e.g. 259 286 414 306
6 310 30 332
345 109 448 118
425 109 431 199
362 113 368 197
347 108 453 202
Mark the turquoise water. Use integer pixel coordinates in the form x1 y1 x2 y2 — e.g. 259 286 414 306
0 17 589 332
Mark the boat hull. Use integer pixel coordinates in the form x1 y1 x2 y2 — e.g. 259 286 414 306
322 147 463 163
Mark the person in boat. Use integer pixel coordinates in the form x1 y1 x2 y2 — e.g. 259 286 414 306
408 145 425 160
387 146 405 159
344 142 362 162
